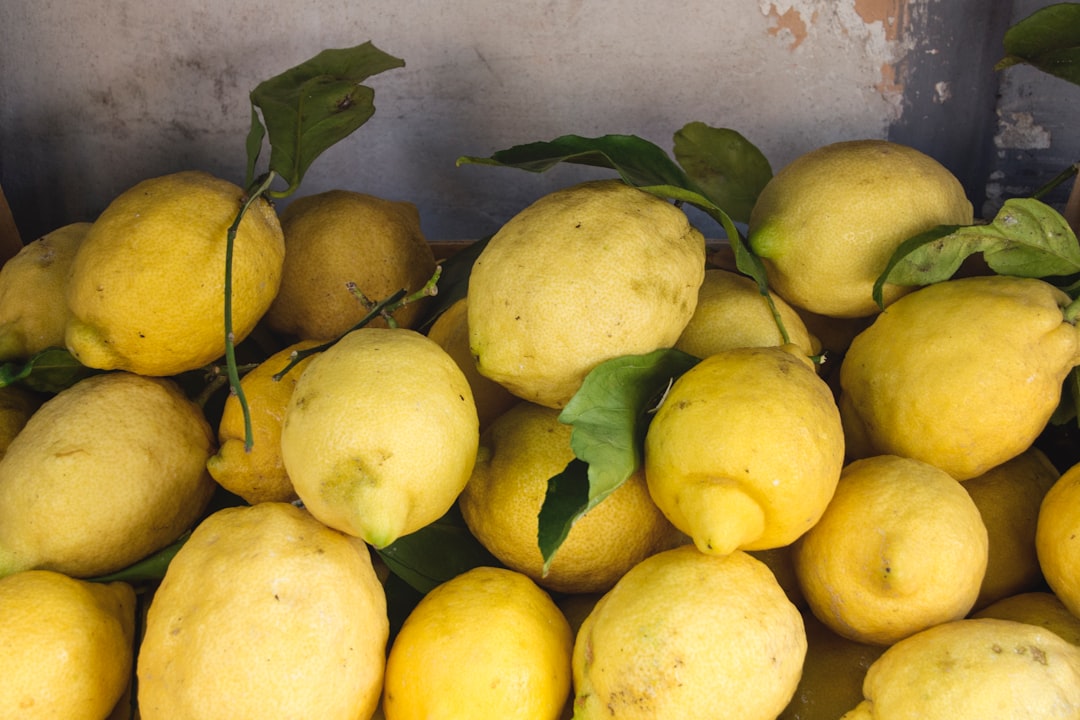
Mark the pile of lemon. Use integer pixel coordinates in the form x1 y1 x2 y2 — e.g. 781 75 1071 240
0 140 1079 720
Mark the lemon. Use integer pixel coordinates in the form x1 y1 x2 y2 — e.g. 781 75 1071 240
468 179 706 409
963 447 1059 610
839 618 1080 719
65 170 284 377
0 384 41 458
206 339 321 504
572 544 806 719
460 401 678 594
281 327 478 548
0 371 215 578
0 569 135 720
840 275 1080 480
644 344 844 556
383 565 573 720
974 592 1080 646
0 222 89 361
137 501 388 720
748 544 807 610
778 610 886 720
425 296 518 430
674 267 820 359
794 454 988 646
747 139 973 318
1037 460 1080 618
265 189 437 341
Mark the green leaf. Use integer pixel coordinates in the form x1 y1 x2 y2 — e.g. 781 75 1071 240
244 106 267 191
537 349 700 570
874 198 1080 307
672 122 772 223
249 42 405 197
1050 368 1079 426
416 235 492 332
376 503 502 594
0 347 100 394
88 531 190 586
997 3 1080 86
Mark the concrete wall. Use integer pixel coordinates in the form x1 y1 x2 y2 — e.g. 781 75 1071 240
0 0 1065 242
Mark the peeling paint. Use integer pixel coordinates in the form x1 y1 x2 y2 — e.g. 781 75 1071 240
933 80 951 104
994 111 1052 150
764 4 811 50
853 0 907 42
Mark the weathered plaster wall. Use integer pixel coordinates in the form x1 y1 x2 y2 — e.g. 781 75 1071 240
0 0 1051 241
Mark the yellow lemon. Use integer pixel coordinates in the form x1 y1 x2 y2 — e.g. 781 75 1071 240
749 544 807 610
137 502 388 720
0 372 215 578
281 327 478 548
747 139 973 318
963 447 1059 610
1037 460 1080 618
206 339 321 504
974 591 1080 646
674 267 820 359
572 545 806 719
0 222 89 361
794 454 988 646
265 189 437 340
0 569 134 720
839 618 1080 719
840 275 1080 480
383 565 573 720
425 296 518 430
65 170 284 376
0 384 41 458
468 179 706 409
459 401 679 594
644 344 844 556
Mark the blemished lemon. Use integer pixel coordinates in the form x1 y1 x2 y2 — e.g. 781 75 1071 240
265 189 437 340
425 297 518 430
0 372 216 579
973 591 1080 646
206 339 321 504
747 139 973 318
839 618 1080 719
0 570 135 720
0 222 89 361
0 384 41 458
1036 460 1080 618
839 275 1080 480
644 344 844 556
383 565 573 720
65 170 284 377
674 267 820 360
459 401 679 594
280 327 479 548
572 545 806 719
468 179 706 409
963 447 1059 610
137 502 389 720
794 454 988 646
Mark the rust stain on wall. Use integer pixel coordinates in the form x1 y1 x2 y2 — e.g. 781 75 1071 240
766 5 812 50
853 0 908 42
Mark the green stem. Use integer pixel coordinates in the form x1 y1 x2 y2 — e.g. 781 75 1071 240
226 171 277 452
1033 162 1080 200
1065 296 1080 325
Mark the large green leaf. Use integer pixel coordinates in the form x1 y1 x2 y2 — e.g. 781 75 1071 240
673 122 772 223
997 3 1080 86
537 349 700 570
247 42 405 196
0 347 99 394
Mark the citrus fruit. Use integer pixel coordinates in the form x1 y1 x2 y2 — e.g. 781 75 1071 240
459 401 678 594
0 371 215 578
572 544 806 719
0 222 88 361
839 618 1080 719
206 339 321 504
64 170 284 376
1036 460 1080 618
280 327 478 548
0 570 134 720
747 139 973 318
973 591 1080 646
0 384 41 458
265 189 437 341
467 179 706 408
383 565 573 720
137 502 388 720
839 275 1080 480
644 344 844 556
794 454 988 645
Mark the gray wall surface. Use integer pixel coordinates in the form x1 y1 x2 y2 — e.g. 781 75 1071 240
0 0 1069 242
